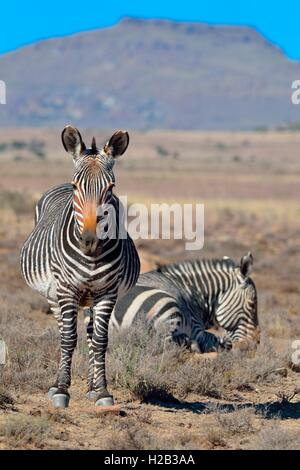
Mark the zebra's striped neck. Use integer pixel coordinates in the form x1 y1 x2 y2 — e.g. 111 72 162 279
158 258 238 325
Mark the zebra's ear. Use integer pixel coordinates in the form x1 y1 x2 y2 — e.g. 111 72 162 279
240 252 253 277
104 130 129 158
62 125 86 158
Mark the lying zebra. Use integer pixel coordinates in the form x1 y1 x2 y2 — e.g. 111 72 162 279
111 253 260 352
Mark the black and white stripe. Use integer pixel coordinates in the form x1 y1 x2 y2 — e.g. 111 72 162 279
20 126 140 406
112 254 259 352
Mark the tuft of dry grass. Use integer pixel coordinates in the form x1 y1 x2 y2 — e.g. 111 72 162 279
43 410 77 426
203 406 256 449
108 320 184 402
0 414 51 448
107 419 157 450
203 424 228 449
0 387 14 411
173 338 286 399
214 407 256 435
249 422 300 450
106 417 195 450
1 323 60 392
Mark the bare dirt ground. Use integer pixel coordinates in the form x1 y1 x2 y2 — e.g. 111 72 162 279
0 129 300 450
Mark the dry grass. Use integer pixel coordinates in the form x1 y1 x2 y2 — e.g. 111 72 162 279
0 316 60 392
0 414 51 449
0 190 34 215
171 340 286 399
0 387 14 411
261 308 300 339
249 422 300 450
107 320 288 402
204 427 228 449
0 304 289 404
213 407 256 435
106 417 195 450
107 419 160 450
108 320 183 402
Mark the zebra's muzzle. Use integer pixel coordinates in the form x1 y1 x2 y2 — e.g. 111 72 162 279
79 230 100 256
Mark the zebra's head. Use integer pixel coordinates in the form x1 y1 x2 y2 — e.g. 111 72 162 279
216 253 260 348
62 126 129 255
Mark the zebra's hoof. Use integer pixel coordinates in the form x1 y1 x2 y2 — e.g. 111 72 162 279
95 395 114 407
47 387 59 399
52 393 70 408
190 340 201 353
86 391 98 401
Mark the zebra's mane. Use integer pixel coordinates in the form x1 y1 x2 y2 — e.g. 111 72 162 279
156 257 237 275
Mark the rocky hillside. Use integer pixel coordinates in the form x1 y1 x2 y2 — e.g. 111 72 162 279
0 18 299 129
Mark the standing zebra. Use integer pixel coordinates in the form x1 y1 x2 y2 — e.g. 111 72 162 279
20 126 140 408
111 253 260 352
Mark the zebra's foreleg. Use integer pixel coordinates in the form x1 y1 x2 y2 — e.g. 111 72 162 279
47 301 62 399
171 331 191 348
190 328 231 353
52 294 79 407
91 293 117 406
158 310 190 348
84 308 96 399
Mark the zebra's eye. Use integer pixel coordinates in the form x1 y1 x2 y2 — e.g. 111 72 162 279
106 188 113 198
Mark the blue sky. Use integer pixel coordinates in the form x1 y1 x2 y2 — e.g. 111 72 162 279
1 0 300 60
